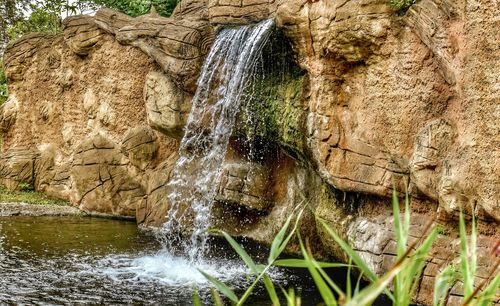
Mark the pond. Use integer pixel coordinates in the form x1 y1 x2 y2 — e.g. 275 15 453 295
0 216 328 305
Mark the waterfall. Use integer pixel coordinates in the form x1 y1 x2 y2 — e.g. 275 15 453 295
161 19 275 262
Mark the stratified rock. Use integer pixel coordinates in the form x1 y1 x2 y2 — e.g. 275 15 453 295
95 7 215 92
409 119 456 201
121 126 159 170
3 33 55 82
208 0 277 25
1 0 498 304
63 15 104 56
0 16 178 218
0 149 39 189
217 160 272 211
71 134 145 216
0 95 19 133
144 70 189 138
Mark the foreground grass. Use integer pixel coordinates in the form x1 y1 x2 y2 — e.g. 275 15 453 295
0 185 69 206
199 190 500 306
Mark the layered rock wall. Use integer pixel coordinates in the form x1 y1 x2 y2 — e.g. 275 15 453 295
1 0 498 304
0 18 180 217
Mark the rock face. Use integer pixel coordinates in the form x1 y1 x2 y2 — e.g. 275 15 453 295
0 16 180 217
1 0 498 304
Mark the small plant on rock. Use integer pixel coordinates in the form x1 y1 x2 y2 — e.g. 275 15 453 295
0 60 7 105
389 0 415 11
18 181 34 192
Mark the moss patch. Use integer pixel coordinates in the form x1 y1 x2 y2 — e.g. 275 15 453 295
0 185 70 206
232 28 311 164
389 0 415 11
236 72 308 162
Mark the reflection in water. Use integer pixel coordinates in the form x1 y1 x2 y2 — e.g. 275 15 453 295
0 216 320 305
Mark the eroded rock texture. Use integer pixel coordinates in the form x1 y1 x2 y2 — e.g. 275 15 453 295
1 0 498 304
0 16 179 217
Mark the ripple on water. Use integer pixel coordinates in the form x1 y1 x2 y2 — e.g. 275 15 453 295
0 217 301 305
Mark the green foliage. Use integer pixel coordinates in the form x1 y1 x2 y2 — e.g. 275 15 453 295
451 208 499 306
433 265 459 306
476 273 500 306
18 181 34 192
389 0 415 11
0 184 69 206
198 269 239 303
199 205 305 306
1 0 181 51
192 285 202 306
95 0 179 17
3 0 99 44
0 60 7 105
199 189 500 306
210 288 225 306
391 190 439 306
238 71 305 152
6 7 62 40
460 208 477 300
0 0 26 51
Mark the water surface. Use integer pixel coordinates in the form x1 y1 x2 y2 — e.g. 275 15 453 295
0 216 323 305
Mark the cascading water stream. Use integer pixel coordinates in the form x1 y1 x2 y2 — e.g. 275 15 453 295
161 19 275 263
0 19 325 304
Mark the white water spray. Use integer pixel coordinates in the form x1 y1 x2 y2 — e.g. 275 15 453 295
161 20 275 262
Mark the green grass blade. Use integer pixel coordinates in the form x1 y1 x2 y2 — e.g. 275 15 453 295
192 285 201 306
475 271 500 306
211 287 225 306
269 213 294 264
314 260 346 298
298 234 337 306
319 220 379 282
237 266 275 306
404 186 410 244
345 257 412 306
199 269 239 303
405 227 438 305
459 209 473 299
470 207 477 293
288 288 296 306
263 274 280 306
319 219 397 302
346 258 352 301
277 209 305 257
274 259 349 269
281 287 297 306
217 230 259 274
269 208 305 265
433 265 458 306
354 272 364 296
281 286 292 305
393 188 403 303
393 188 405 258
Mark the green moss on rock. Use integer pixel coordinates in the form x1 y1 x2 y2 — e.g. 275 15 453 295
0 185 69 206
236 72 307 162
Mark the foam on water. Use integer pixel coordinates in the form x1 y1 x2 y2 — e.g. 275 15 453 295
0 216 312 305
92 252 256 286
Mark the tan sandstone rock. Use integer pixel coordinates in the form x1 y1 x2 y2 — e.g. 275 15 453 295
1 0 498 304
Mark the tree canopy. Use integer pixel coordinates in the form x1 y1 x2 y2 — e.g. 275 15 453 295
0 0 179 104
94 0 179 17
0 0 179 53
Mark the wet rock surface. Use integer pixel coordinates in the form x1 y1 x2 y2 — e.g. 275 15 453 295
1 0 498 304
